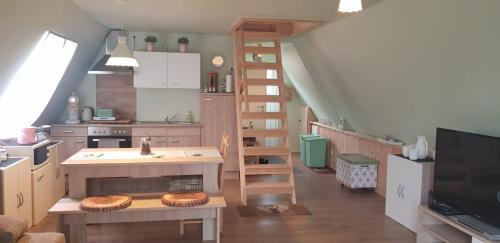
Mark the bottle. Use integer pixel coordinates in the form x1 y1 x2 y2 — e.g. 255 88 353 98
140 136 152 155
225 67 233 93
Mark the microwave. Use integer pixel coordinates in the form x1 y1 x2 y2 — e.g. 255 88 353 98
3 140 50 171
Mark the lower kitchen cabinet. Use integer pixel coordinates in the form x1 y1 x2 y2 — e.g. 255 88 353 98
52 136 87 161
48 141 65 204
31 162 54 225
132 136 200 148
0 158 33 226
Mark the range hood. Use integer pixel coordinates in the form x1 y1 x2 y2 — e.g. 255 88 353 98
88 29 134 75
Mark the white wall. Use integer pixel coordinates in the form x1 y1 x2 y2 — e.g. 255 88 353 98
0 0 107 125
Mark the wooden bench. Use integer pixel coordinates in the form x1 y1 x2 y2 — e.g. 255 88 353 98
49 196 226 243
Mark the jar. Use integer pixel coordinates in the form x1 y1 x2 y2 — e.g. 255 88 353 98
140 137 152 155
0 148 7 162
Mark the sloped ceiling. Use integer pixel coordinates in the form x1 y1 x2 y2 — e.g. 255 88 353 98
292 0 500 145
0 0 107 125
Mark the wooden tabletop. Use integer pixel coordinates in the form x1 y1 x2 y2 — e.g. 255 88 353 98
61 147 223 167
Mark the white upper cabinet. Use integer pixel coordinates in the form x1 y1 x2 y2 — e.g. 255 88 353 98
133 51 168 88
167 53 200 89
133 52 200 89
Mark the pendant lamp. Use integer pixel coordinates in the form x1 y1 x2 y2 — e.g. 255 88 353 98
106 35 139 67
338 0 363 13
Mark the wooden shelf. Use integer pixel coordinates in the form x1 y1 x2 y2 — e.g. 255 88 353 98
422 224 470 243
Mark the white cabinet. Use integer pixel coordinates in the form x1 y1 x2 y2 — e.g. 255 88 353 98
167 53 200 89
0 158 32 226
31 162 54 225
134 51 168 88
133 52 200 89
48 142 65 204
385 154 434 232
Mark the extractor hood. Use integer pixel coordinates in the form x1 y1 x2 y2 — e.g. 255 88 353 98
88 29 134 75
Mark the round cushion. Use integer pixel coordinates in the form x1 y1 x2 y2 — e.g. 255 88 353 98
161 192 209 207
80 195 132 212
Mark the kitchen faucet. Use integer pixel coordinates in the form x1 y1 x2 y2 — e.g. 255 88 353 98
165 113 179 123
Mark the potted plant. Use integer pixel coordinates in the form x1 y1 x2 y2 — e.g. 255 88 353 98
178 37 189 53
144 35 158 52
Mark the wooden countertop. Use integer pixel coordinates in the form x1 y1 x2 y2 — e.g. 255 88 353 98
52 121 201 127
311 122 402 148
61 147 223 167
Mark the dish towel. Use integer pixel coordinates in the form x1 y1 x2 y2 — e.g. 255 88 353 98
98 139 120 148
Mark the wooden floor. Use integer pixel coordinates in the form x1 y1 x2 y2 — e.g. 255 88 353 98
29 153 415 243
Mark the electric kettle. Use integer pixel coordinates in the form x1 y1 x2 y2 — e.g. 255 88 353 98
82 107 94 122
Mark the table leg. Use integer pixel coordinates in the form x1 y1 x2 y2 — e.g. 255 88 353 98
202 217 216 241
69 224 86 243
217 208 221 243
203 164 219 194
68 170 86 199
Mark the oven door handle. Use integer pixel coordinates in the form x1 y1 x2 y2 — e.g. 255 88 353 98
92 139 127 142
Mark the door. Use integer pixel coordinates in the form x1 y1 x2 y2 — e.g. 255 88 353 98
134 51 167 88
17 158 33 226
2 162 20 219
167 53 200 89
385 156 402 223
56 136 87 160
200 95 218 146
31 163 53 225
397 161 423 232
166 136 200 147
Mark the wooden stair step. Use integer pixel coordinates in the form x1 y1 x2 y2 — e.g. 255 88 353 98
244 46 281 54
244 62 281 70
243 31 280 40
243 146 290 156
245 95 286 103
245 164 291 175
242 129 288 137
245 78 284 86
241 112 287 120
246 182 294 195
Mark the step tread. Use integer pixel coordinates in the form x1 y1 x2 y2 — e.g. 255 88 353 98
245 164 291 175
245 95 286 103
241 112 287 120
244 46 281 54
245 181 294 195
244 62 281 70
243 146 290 156
245 78 284 86
242 129 289 137
243 31 280 40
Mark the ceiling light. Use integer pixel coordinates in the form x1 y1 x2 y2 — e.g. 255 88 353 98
338 0 363 13
106 36 139 67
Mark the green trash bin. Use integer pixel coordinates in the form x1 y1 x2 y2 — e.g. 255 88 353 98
305 136 327 167
300 134 319 163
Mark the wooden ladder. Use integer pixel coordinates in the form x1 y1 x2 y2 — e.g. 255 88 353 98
232 22 296 205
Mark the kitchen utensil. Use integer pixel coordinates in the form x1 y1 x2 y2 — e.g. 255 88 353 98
17 127 36 144
82 107 94 122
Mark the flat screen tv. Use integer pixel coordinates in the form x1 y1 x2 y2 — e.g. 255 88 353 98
434 128 500 229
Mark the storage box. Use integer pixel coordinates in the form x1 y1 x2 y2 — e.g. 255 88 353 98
336 154 378 189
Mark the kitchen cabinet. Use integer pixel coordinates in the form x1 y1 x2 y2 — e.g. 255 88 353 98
133 52 200 89
200 93 239 171
167 53 200 89
385 154 434 232
51 126 88 161
31 162 54 225
133 51 167 88
48 142 65 204
0 158 33 226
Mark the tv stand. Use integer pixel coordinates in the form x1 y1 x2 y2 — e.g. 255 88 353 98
418 206 500 243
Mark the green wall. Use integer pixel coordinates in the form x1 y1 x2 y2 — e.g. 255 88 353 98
292 0 500 146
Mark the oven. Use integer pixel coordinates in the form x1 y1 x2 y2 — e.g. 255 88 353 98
87 127 132 148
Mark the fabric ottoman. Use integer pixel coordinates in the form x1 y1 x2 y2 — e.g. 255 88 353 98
336 154 378 189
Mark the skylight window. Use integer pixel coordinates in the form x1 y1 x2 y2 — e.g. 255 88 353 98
0 31 77 139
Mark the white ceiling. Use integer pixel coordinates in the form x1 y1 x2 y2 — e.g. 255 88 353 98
72 0 342 34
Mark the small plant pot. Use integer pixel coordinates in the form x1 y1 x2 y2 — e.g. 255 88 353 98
145 42 156 52
179 43 188 53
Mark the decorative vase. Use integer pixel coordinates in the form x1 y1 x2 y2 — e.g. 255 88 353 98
145 42 155 52
179 43 188 53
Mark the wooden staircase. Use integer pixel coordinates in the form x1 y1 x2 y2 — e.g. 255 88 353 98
232 20 297 205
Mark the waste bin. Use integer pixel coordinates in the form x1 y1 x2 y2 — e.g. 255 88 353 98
304 136 327 167
300 134 319 163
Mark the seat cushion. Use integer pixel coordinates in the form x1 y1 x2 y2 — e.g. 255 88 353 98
161 192 209 207
0 215 28 241
0 229 15 243
17 233 65 243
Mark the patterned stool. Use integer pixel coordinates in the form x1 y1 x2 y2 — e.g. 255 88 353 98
336 154 378 189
